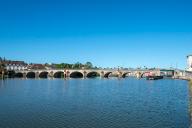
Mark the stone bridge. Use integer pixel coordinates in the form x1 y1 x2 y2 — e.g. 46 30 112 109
12 69 161 79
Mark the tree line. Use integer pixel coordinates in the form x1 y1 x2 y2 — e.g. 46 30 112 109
50 62 99 69
0 57 6 79
0 56 98 71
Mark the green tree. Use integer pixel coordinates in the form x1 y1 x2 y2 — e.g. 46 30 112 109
0 59 6 79
52 62 94 70
73 62 80 69
85 62 93 69
0 58 6 70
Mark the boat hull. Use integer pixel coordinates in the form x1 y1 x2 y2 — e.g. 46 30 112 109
146 76 163 80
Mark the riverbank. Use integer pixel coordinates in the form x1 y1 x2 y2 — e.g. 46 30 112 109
172 76 192 81
189 79 192 85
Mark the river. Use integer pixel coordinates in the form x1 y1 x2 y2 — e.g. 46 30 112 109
0 78 190 128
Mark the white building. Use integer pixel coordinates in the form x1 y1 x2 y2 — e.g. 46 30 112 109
187 55 192 71
5 61 28 71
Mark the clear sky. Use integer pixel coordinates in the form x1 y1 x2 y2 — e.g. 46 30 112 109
0 0 192 69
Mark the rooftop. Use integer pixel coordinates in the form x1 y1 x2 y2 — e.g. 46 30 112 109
4 61 27 66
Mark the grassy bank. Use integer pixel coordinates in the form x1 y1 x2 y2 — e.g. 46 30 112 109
190 79 192 85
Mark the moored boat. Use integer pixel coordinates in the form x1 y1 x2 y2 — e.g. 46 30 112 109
146 76 163 80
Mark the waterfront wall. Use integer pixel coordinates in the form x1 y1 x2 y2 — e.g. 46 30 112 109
185 71 192 80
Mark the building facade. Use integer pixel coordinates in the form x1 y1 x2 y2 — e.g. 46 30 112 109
5 61 28 71
187 55 192 71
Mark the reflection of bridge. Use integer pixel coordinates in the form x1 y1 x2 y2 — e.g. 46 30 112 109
12 69 162 79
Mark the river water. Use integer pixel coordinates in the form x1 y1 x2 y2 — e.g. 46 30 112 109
0 78 191 128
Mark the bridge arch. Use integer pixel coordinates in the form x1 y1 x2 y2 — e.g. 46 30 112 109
54 71 64 78
104 72 112 78
122 72 131 78
14 72 23 78
7 70 16 78
70 71 83 78
87 71 100 78
26 72 36 78
39 71 49 78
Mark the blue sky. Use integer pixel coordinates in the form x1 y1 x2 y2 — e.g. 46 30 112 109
0 0 192 69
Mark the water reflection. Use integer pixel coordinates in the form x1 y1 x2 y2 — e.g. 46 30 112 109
189 80 192 128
